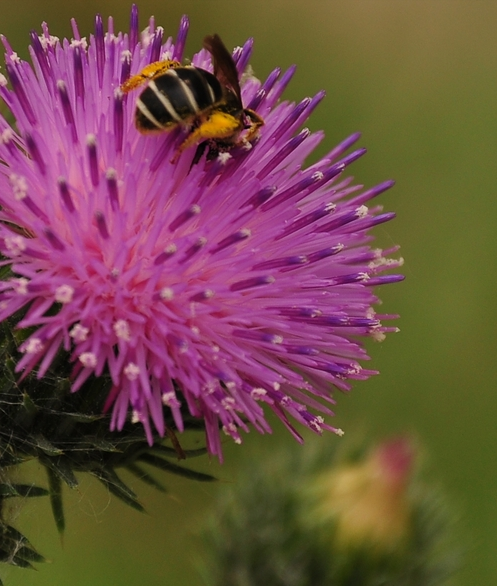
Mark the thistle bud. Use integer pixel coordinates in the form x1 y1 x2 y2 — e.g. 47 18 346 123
204 437 460 586
309 438 414 555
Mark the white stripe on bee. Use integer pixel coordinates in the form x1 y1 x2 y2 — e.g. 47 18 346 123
148 80 183 122
176 77 200 112
136 98 168 129
164 68 202 113
205 81 216 104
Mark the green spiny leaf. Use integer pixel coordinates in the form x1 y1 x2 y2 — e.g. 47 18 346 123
90 467 145 513
41 456 78 488
46 466 65 535
138 453 216 482
0 548 35 569
150 444 209 459
11 545 45 564
0 484 48 498
32 434 64 457
126 463 167 493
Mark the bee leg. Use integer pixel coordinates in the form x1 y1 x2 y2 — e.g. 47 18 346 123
171 112 241 163
190 141 209 169
241 108 265 143
121 60 182 93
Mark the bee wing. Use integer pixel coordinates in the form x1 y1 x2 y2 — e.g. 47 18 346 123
203 34 242 103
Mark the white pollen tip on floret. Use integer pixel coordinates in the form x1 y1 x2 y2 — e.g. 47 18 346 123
106 168 117 180
369 256 401 270
165 243 177 254
12 278 29 295
70 323 89 342
250 387 267 399
217 152 232 164
1 128 14 143
113 319 131 341
56 79 66 90
222 423 242 443
162 391 179 407
349 363 362 375
357 205 369 218
358 272 370 282
0 74 8 87
9 174 28 200
79 352 97 368
55 284 74 304
312 171 324 181
38 34 59 50
9 52 20 64
131 410 140 424
124 362 140 380
222 397 236 410
70 37 88 50
272 382 281 391
5 235 27 256
398 256 405 266
212 345 220 353
273 335 283 344
160 49 173 61
23 337 44 354
191 326 200 335
371 331 387 342
335 428 345 437
160 287 174 301
86 133 97 146
309 419 323 433
121 49 132 61
114 87 124 99
140 29 153 48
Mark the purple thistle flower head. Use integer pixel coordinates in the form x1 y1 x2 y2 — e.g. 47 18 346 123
0 6 403 459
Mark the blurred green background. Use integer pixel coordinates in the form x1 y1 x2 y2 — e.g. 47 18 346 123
1 0 495 584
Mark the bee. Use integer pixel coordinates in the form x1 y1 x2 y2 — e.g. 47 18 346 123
121 34 264 162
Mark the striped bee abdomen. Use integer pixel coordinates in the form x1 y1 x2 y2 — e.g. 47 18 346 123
135 67 224 132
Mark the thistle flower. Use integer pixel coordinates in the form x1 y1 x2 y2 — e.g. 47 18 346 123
0 6 403 459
